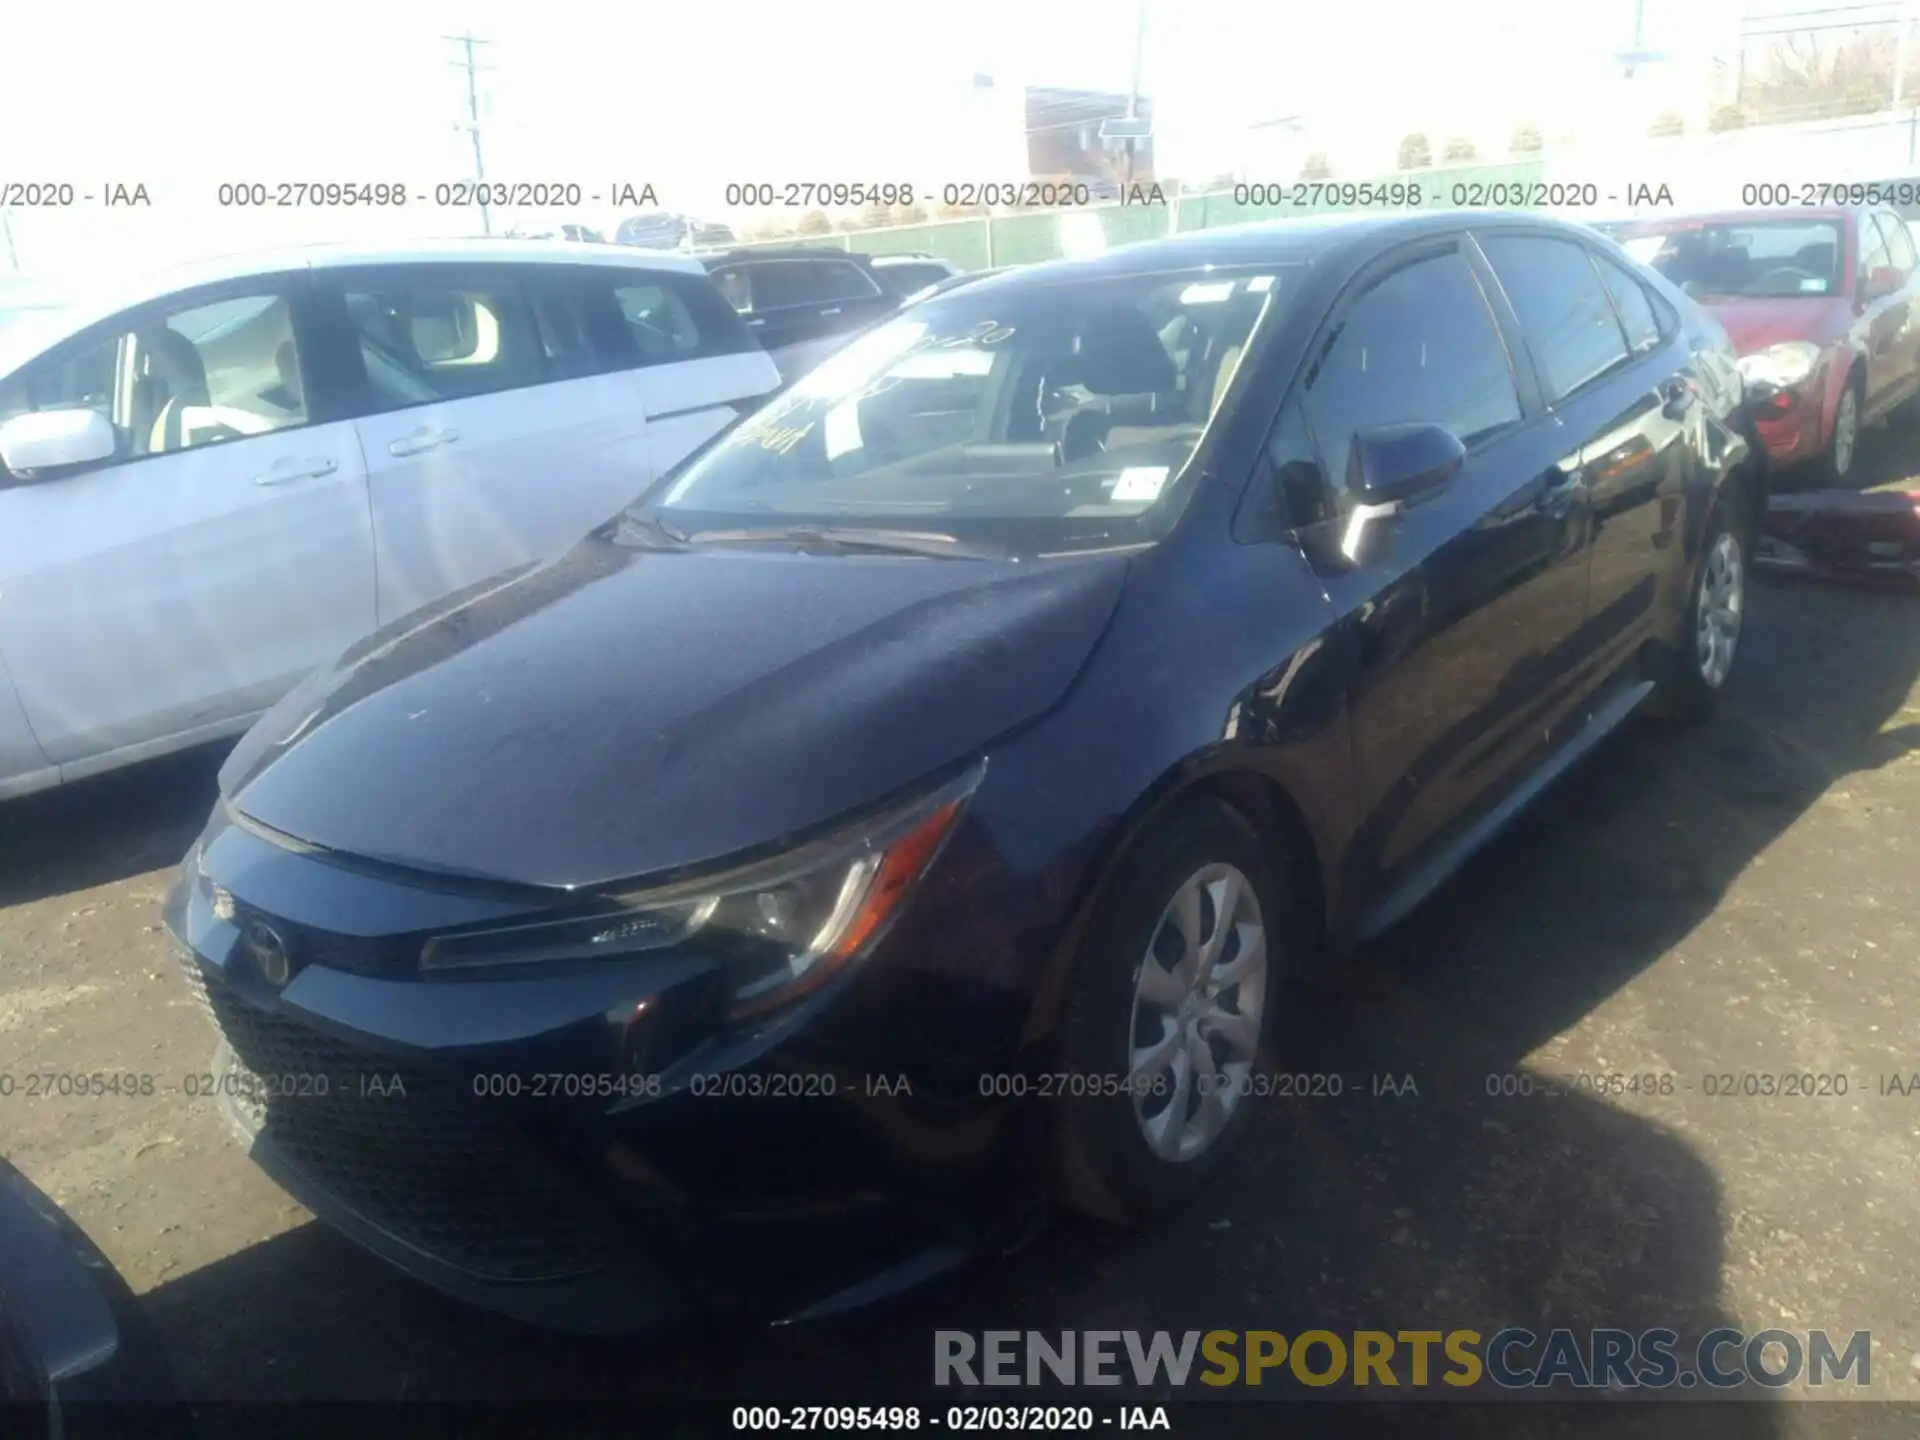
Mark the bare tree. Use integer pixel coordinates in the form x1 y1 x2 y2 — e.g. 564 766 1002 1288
1397 133 1433 169
1299 151 1333 180
1742 28 1897 120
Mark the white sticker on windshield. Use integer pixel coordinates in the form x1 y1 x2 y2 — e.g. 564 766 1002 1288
1798 277 1828 293
1179 281 1236 305
824 398 863 459
1112 466 1170 502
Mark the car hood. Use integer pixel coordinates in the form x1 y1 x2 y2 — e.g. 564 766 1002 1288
1697 296 1850 355
222 534 1130 890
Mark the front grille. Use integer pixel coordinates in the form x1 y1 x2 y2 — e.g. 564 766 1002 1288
229 899 416 979
178 955 611 1282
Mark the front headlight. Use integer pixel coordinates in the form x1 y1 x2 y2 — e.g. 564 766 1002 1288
419 761 984 1019
1737 341 1822 391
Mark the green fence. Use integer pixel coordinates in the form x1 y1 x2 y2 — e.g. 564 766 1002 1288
728 158 1551 270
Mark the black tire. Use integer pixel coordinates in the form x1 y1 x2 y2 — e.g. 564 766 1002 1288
1812 371 1862 487
1653 501 1747 725
1052 796 1294 1223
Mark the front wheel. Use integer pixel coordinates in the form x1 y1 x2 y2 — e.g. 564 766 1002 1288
1655 506 1747 724
1052 797 1293 1223
1813 379 1860 486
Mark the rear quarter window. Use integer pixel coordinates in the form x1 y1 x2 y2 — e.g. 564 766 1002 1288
601 268 759 365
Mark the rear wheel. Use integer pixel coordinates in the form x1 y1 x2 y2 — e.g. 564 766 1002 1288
1655 504 1746 724
1053 797 1292 1223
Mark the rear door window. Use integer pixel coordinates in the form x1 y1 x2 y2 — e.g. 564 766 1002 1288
1591 252 1663 357
1481 235 1633 402
341 268 554 411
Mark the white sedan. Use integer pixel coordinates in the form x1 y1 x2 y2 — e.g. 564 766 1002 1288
0 239 779 796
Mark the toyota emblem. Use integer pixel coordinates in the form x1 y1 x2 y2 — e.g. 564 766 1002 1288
243 918 293 987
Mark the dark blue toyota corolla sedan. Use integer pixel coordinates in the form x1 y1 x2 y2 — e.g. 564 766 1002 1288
166 211 1766 1333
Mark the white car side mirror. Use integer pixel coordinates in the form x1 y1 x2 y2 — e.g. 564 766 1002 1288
0 408 117 477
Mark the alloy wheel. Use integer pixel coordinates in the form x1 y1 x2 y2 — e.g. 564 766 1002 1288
1128 862 1268 1163
1696 529 1745 689
1831 386 1858 480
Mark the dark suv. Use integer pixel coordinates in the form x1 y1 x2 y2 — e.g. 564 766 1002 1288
697 248 904 382
867 253 965 300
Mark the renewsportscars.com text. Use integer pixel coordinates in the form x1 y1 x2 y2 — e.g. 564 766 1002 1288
934 1328 1872 1392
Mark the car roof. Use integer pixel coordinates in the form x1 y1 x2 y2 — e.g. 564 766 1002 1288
929 209 1609 298
696 246 876 267
0 238 711 376
1614 207 1855 231
868 253 954 265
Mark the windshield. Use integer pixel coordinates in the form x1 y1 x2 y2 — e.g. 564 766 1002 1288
1619 219 1844 298
642 264 1292 552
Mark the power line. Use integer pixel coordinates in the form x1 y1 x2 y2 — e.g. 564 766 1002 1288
444 31 494 237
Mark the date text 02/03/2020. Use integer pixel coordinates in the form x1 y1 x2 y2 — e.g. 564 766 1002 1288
729 1405 1170 1432
1231 180 1676 210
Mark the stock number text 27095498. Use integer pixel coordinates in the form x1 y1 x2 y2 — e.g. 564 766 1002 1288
724 182 915 208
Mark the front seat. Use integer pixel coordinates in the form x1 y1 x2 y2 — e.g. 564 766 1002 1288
1077 308 1181 452
1793 242 1836 281
137 330 211 455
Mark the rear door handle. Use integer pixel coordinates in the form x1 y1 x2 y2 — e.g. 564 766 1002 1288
254 456 339 486
388 426 458 458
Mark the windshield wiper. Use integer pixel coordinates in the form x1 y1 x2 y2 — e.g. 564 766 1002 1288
685 525 1001 560
611 512 693 548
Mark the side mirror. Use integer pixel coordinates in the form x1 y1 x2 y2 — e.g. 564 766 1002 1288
1861 265 1904 303
0 408 117 479
1339 422 1465 563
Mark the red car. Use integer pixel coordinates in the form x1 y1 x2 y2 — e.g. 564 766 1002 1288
1613 206 1920 485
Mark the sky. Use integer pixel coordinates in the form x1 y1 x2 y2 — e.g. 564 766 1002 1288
1 0 1763 273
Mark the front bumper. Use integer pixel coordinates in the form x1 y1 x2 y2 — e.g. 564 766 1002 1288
163 810 1042 1334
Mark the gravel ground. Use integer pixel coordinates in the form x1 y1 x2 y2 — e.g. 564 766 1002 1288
1 433 1917 1437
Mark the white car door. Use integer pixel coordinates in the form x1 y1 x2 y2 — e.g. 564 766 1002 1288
332 262 655 624
0 277 378 777
597 265 782 473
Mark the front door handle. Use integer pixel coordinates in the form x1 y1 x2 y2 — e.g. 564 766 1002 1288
1535 456 1583 518
254 456 339 486
388 426 459 458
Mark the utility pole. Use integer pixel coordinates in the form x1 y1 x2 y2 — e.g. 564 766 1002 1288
1123 2 1148 189
445 31 493 237
0 210 16 272
1896 0 1912 109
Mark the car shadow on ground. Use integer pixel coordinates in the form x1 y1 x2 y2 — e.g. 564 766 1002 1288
0 744 225 908
29 578 1914 1436
1777 423 1914 495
